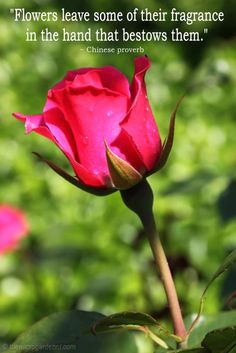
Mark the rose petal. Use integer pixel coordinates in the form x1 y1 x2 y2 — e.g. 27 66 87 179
44 110 107 186
70 159 108 187
13 112 54 140
52 67 130 98
51 86 128 177
72 67 130 97
0 205 29 254
43 108 78 159
121 56 162 171
111 128 146 175
52 68 91 90
13 111 105 187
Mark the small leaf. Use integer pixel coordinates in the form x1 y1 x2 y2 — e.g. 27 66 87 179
202 326 236 353
5 310 137 353
93 311 158 332
93 311 180 349
154 96 184 172
33 152 116 196
105 142 142 190
189 249 236 333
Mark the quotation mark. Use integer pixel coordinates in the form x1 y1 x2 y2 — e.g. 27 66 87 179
200 28 208 41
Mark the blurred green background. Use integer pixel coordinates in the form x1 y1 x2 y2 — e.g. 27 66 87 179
0 0 236 351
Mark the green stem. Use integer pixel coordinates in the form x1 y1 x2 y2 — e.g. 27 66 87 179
121 180 188 346
143 215 188 345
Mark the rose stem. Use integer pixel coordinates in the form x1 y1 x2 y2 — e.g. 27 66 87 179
121 180 188 347
142 214 188 347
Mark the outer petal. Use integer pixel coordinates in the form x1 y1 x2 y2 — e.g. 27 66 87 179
13 112 54 141
13 110 76 158
13 110 105 187
51 86 129 177
70 159 110 188
43 108 78 159
121 56 162 172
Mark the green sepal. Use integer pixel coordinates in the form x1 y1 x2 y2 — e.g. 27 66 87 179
105 142 142 190
154 96 184 172
33 152 116 196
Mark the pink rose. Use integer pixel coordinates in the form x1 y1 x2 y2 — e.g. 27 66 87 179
0 205 29 254
13 56 164 194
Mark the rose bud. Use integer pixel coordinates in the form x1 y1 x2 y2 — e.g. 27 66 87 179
0 205 29 254
13 56 181 195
